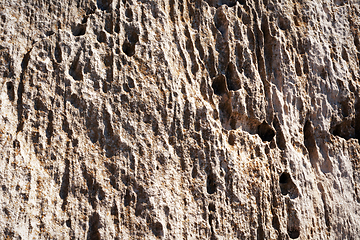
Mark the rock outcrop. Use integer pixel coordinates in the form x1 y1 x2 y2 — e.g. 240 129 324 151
1 0 360 239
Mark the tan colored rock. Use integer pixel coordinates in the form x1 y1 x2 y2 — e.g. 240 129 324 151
1 0 360 239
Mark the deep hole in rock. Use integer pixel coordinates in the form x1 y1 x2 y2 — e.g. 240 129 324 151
6 82 14 101
214 8 228 37
151 221 164 237
295 56 302 76
226 62 241 91
278 15 291 30
208 203 216 212
66 219 71 228
97 0 112 11
212 74 228 96
330 118 354 140
273 116 286 150
288 228 300 239
258 121 275 142
279 172 290 184
46 110 54 145
54 42 62 63
122 41 135 57
219 0 237 7
207 173 217 194
45 30 54 36
34 98 48 111
127 30 139 44
228 132 236 145
97 31 107 43
125 7 133 21
105 14 113 34
272 214 280 231
72 24 86 36
87 212 101 240
279 172 299 198
69 52 83 81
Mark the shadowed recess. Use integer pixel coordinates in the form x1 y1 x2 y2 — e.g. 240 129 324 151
258 121 275 142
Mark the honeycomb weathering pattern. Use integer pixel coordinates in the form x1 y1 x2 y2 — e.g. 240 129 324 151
1 0 360 239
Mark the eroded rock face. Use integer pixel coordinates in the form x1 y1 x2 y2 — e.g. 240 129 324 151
1 0 360 239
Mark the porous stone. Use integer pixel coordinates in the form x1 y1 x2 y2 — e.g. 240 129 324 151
1 0 360 239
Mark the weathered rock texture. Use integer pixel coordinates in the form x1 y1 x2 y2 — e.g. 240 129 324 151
1 0 360 239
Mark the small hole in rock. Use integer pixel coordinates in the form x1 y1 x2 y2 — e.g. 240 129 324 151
279 172 290 184
97 31 107 43
125 7 133 21
226 62 241 91
97 0 113 11
127 31 139 44
6 82 14 101
66 219 71 228
151 221 164 237
207 173 217 194
72 24 86 36
279 172 299 198
212 74 228 96
288 228 300 239
258 121 275 142
228 132 236 145
122 41 135 57
208 203 216 212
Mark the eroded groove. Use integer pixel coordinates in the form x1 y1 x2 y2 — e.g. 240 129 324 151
60 159 70 211
6 81 15 101
87 212 101 240
16 50 31 133
318 183 331 231
46 110 54 145
304 120 318 168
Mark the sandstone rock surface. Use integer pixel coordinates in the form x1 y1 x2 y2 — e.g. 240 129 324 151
1 0 360 239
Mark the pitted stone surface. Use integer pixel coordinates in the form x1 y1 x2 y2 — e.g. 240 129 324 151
1 0 360 239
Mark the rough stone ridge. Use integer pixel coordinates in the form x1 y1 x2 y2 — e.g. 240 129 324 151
1 0 360 239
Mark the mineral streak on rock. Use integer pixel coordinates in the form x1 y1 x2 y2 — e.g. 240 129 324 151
1 0 360 239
